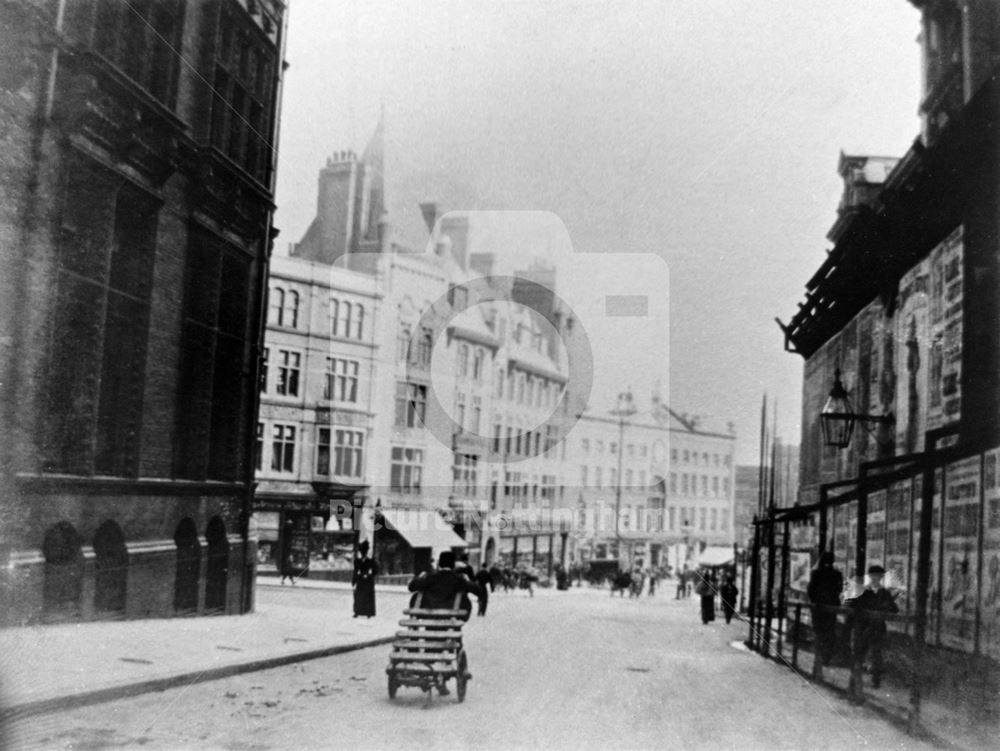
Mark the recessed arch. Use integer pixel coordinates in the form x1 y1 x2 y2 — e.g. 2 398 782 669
204 516 229 613
174 518 200 614
93 520 127 616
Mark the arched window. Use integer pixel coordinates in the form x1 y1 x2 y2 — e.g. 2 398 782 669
473 349 484 380
42 521 83 622
397 324 412 362
285 290 299 329
354 304 364 339
330 298 340 336
417 328 433 366
174 518 200 614
269 288 285 326
93 520 127 616
342 302 353 339
204 516 229 613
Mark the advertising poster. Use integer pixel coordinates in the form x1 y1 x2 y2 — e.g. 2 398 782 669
845 500 860 598
886 479 913 621
790 551 812 593
928 226 963 431
866 489 887 579
928 469 944 644
940 456 981 652
981 447 1000 661
895 258 931 454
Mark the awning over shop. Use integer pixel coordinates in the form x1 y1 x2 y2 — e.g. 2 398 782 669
378 509 468 554
696 546 735 567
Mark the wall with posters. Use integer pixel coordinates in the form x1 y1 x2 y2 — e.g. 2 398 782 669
940 456 981 651
981 447 1000 662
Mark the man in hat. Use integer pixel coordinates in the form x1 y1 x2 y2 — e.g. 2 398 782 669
807 551 844 671
849 564 899 689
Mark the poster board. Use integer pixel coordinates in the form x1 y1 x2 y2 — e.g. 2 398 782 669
940 456 981 652
845 500 860 599
866 489 887 580
981 447 1000 661
927 226 963 431
886 479 913 624
895 258 931 454
929 468 944 644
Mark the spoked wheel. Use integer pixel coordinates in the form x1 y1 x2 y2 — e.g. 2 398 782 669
456 651 469 702
387 673 398 699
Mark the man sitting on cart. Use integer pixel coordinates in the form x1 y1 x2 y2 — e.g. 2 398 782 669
408 550 485 620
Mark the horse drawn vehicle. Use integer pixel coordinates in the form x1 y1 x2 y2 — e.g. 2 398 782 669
386 592 472 703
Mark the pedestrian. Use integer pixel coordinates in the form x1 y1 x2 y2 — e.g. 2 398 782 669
849 565 899 689
351 540 378 618
695 570 716 625
474 566 491 616
720 574 739 624
648 570 657 597
488 563 501 592
280 519 295 585
675 567 687 600
807 551 844 672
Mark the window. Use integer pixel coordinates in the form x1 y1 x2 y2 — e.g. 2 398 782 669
390 447 423 493
260 347 269 393
582 439 590 454
271 424 296 473
324 358 359 402
625 470 633 488
627 444 635 457
670 473 677 494
721 509 730 532
699 508 706 531
516 374 525 404
638 470 646 488
610 468 617 488
174 225 251 481
580 466 589 487
354 305 364 339
712 477 720 497
683 450 689 463
595 467 603 489
255 422 264 470
331 299 340 337
668 507 675 531
703 452 709 465
473 349 484 380
342 302 353 339
334 429 364 477
284 290 299 329
471 398 482 434
723 478 731 495
724 455 731 467
493 423 502 453
209 7 277 183
714 454 720 466
455 393 466 433
526 377 534 406
275 349 301 396
641 445 648 458
681 474 689 494
90 0 183 106
495 368 505 398
417 327 433 366
710 508 718 532
702 476 708 496
398 323 412 362
610 442 617 455
394 382 427 427
671 448 678 462
316 427 331 475
452 454 478 495
269 288 285 325
457 344 469 377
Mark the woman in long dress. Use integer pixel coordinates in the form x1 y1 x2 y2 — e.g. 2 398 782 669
352 540 378 618
696 570 716 625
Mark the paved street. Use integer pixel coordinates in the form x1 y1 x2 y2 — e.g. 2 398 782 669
8 586 935 751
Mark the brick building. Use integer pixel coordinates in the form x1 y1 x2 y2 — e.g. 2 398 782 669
0 0 287 625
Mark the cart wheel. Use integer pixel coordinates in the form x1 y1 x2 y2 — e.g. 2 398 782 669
388 673 398 699
456 651 469 702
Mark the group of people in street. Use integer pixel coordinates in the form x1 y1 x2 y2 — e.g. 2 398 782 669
806 552 899 690
691 568 739 625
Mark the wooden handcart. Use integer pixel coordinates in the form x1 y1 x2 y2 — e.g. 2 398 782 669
386 593 471 702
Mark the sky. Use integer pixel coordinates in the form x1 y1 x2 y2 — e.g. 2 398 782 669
272 1 923 465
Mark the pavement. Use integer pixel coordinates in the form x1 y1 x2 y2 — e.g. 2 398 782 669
0 578 412 721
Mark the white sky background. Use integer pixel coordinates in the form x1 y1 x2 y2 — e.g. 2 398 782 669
273 0 922 464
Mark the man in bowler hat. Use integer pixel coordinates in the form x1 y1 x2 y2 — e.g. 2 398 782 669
850 564 898 689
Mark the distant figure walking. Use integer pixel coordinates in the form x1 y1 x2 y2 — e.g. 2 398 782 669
474 567 492 616
675 568 687 600
720 575 739 624
807 551 844 672
695 570 716 625
648 570 657 597
352 540 378 618
849 565 899 689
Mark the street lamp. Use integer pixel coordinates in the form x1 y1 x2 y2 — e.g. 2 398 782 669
611 389 637 569
820 368 894 449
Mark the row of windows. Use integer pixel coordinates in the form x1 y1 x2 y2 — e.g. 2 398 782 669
583 506 730 534
493 424 558 457
579 466 649 490
669 473 731 498
261 347 361 404
255 422 364 478
268 288 366 341
495 368 562 409
672 448 731 468
498 472 562 508
456 343 486 380
580 439 648 459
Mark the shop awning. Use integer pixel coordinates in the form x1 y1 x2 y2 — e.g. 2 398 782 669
378 509 468 553
696 546 734 567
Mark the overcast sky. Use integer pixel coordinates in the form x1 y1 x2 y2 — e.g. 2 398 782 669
273 1 923 465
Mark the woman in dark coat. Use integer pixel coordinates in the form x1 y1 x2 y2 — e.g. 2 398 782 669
720 575 739 624
695 570 716 624
352 540 378 618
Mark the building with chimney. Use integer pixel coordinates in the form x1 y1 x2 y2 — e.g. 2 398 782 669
0 0 287 624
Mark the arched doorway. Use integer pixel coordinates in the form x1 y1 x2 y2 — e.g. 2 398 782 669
174 518 200 614
93 521 127 616
204 516 229 613
42 521 83 622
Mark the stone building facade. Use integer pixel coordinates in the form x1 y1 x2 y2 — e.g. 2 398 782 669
0 0 287 625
